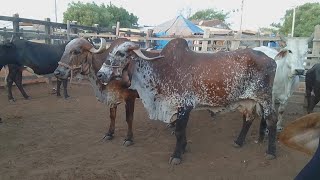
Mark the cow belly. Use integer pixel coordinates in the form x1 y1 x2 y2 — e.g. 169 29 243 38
196 99 262 118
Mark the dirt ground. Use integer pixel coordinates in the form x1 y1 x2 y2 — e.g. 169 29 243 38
0 82 319 180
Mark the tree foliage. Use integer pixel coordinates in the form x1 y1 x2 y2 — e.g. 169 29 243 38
63 2 138 28
188 9 229 22
278 3 320 37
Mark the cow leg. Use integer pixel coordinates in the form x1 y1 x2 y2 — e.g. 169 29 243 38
234 114 254 147
13 67 30 100
62 79 70 99
169 106 192 165
6 71 15 102
103 106 117 140
257 115 267 143
265 112 277 160
276 102 287 131
123 98 135 146
56 79 61 97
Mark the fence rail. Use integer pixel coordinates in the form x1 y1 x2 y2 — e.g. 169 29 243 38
1 14 320 88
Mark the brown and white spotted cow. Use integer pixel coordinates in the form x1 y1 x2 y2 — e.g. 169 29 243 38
54 38 141 146
279 113 320 179
97 38 278 164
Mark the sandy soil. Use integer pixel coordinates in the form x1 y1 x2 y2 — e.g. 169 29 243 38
0 82 318 180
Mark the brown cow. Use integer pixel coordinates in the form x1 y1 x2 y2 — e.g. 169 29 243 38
279 113 320 179
97 38 277 164
54 38 140 146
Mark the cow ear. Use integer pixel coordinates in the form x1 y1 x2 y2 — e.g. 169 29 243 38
275 49 288 60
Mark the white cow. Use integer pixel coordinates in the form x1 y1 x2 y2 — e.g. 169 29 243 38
254 37 312 131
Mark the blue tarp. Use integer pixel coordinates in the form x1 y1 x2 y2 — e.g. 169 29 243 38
153 15 203 49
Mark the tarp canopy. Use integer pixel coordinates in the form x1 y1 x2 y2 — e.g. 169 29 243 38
153 15 203 49
153 15 204 37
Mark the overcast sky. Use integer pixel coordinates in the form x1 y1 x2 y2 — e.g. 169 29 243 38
1 0 319 30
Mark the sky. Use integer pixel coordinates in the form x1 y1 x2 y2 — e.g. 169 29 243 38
0 0 319 31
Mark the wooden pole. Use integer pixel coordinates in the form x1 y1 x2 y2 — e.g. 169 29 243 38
146 29 153 48
44 18 51 44
115 21 120 37
201 29 210 52
67 20 71 41
12 14 20 39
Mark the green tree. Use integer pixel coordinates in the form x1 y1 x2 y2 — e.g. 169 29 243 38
278 3 320 37
63 2 138 28
188 8 229 22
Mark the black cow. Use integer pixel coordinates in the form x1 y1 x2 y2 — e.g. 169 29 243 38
305 63 320 113
0 39 70 101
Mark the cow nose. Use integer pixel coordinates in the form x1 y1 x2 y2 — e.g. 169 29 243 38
295 69 305 75
54 70 61 77
97 72 104 80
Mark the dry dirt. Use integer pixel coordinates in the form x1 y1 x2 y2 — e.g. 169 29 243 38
0 82 318 180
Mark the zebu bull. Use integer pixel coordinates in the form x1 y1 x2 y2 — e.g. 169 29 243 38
279 113 320 179
54 38 140 145
305 63 320 114
97 38 277 164
0 39 69 100
254 37 312 131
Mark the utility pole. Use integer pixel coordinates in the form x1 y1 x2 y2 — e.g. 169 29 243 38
291 6 296 37
55 0 57 22
239 0 244 31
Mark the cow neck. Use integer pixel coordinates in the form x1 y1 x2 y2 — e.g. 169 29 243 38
86 53 106 103
129 58 178 123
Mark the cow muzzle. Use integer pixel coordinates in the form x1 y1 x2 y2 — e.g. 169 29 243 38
54 67 69 80
97 71 111 85
295 69 305 75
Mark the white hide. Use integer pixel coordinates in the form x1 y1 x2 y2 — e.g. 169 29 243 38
254 38 309 129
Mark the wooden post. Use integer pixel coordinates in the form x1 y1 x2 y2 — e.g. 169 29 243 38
115 21 120 37
230 31 242 51
12 14 20 39
67 20 71 41
312 25 320 57
145 29 153 48
308 25 320 69
201 29 210 52
3 27 7 40
44 18 51 44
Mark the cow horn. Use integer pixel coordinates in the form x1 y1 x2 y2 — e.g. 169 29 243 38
89 38 107 53
132 49 164 61
308 33 314 43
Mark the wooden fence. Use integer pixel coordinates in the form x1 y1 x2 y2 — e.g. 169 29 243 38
0 14 319 90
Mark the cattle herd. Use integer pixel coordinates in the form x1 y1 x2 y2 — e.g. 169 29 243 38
0 35 320 179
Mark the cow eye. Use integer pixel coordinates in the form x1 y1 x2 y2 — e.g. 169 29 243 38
73 49 81 55
117 51 126 57
288 50 292 53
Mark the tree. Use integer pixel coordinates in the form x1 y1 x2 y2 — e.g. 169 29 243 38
278 3 320 37
63 2 138 28
188 8 229 22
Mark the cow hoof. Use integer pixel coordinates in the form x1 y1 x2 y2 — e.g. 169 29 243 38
265 154 276 160
24 96 31 100
9 99 16 103
169 157 181 165
123 139 134 147
57 93 61 97
102 134 113 140
64 96 70 100
233 142 242 148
